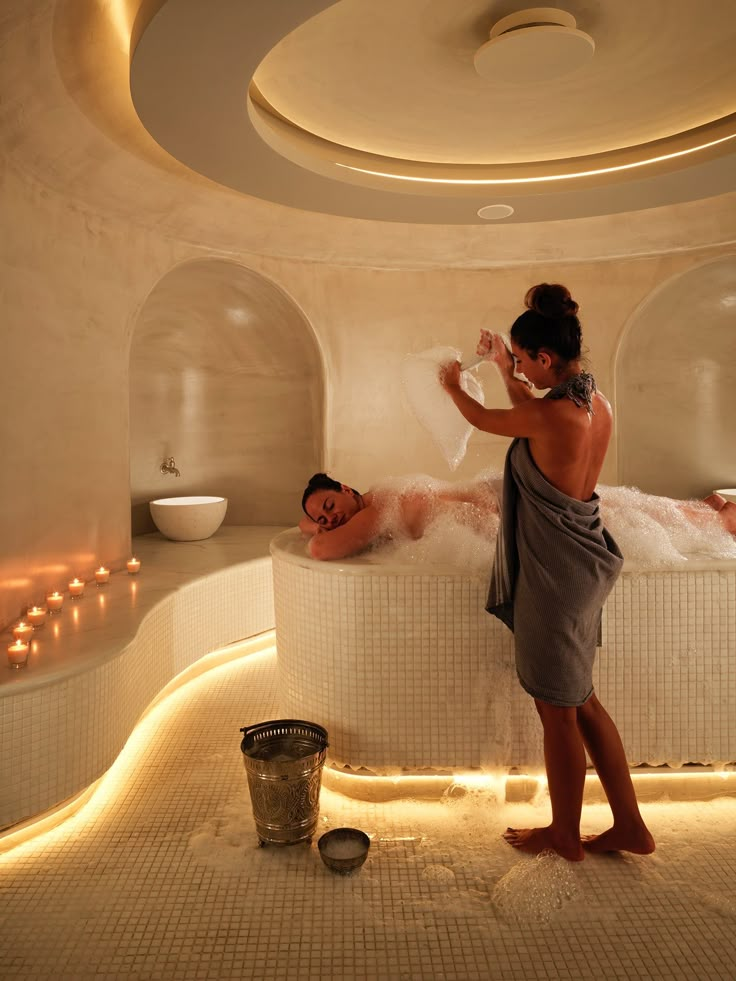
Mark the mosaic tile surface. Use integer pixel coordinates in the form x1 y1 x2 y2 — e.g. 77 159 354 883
1 646 735 980
275 546 736 771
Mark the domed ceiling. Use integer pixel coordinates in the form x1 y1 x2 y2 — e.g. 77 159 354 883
130 0 736 224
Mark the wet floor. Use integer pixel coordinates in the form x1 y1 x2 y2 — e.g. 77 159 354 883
1 645 734 980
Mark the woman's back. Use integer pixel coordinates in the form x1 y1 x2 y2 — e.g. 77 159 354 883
528 390 613 502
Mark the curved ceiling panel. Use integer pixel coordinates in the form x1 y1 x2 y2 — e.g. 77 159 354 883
130 0 736 224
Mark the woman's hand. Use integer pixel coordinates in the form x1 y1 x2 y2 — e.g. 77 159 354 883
479 330 514 374
477 328 493 360
298 515 322 536
440 360 462 391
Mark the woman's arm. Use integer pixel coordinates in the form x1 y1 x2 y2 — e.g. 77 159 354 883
299 515 321 536
441 360 546 438
308 504 384 560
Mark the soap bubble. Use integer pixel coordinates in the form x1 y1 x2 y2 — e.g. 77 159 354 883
401 346 485 471
422 864 457 885
364 471 501 573
492 850 579 924
599 486 736 566
357 473 736 570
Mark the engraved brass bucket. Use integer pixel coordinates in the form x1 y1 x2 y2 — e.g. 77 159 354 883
239 719 329 845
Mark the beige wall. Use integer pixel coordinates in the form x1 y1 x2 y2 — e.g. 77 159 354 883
2 0 736 630
616 254 736 498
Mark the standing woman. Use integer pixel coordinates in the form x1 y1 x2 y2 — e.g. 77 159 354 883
441 284 654 862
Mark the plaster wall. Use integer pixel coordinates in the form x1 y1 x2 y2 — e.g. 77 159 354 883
129 259 324 533
616 255 736 498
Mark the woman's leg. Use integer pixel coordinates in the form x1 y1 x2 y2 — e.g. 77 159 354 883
575 693 655 854
503 700 586 862
667 495 736 535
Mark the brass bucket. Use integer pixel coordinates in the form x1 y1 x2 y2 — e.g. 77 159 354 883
239 719 329 845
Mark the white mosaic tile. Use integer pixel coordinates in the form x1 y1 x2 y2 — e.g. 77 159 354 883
274 541 736 771
1 649 735 981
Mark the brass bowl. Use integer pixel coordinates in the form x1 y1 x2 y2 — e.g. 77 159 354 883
318 828 370 875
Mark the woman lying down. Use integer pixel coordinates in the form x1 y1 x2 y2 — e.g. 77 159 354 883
299 472 736 570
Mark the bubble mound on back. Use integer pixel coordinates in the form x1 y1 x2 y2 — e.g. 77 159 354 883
401 346 485 471
599 486 736 566
365 471 501 573
358 474 736 570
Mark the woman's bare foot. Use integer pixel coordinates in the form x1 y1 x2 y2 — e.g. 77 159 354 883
718 501 736 535
703 493 726 512
702 495 736 534
503 827 584 862
582 825 655 855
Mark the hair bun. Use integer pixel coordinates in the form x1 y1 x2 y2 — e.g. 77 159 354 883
525 283 579 319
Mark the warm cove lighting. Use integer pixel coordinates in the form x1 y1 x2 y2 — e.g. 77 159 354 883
0 635 275 858
335 131 736 185
322 766 736 806
326 768 735 787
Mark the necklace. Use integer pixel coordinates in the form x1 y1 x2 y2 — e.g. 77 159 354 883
546 372 597 414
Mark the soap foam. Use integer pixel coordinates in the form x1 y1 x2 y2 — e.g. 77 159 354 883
599 485 736 566
358 473 736 570
401 346 485 471
492 850 579 924
364 470 501 573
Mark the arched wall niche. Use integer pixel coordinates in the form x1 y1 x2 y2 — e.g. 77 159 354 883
615 255 736 499
129 259 324 533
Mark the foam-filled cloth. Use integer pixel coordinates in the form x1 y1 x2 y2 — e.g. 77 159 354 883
400 346 484 471
486 438 624 707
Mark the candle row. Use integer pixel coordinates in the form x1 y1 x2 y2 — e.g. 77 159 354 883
7 558 142 669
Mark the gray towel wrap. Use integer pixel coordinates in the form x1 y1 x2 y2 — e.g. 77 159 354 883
486 436 623 707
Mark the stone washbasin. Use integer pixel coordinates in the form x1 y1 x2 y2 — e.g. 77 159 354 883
150 496 228 541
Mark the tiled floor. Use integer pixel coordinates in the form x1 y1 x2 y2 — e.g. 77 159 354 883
1 642 735 980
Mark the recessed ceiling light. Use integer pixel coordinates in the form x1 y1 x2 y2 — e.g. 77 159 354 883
477 204 515 220
474 7 594 83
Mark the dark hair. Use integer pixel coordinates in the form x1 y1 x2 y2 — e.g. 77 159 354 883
301 473 360 516
510 283 582 363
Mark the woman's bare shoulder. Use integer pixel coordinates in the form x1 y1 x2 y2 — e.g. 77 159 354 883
593 389 613 416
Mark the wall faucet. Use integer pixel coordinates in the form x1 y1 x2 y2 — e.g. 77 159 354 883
160 456 181 477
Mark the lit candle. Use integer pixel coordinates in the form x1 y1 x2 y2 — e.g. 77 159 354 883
126 557 141 575
7 640 29 668
95 567 110 585
69 578 85 598
12 621 33 643
46 591 64 613
26 606 47 628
